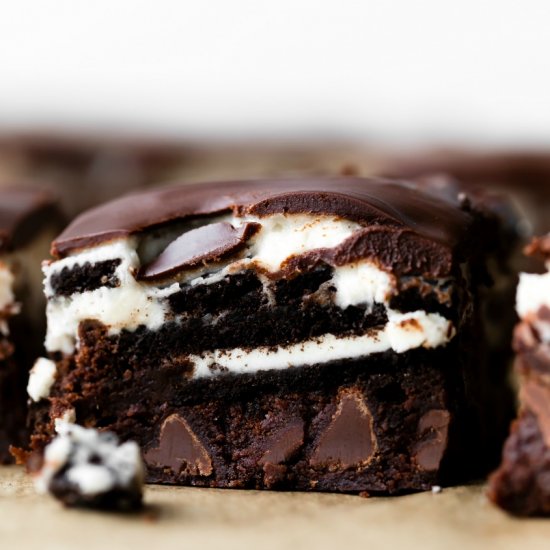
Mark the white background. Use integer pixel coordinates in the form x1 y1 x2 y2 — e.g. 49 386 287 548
0 0 549 145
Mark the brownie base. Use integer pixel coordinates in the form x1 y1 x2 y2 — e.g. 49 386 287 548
29 320 507 493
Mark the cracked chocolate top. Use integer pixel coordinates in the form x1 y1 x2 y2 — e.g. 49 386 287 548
0 187 60 252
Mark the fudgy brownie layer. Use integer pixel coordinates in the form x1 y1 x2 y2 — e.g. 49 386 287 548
29 318 505 493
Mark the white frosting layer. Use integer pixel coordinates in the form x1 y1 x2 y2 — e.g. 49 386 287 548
44 214 453 365
331 262 394 309
190 310 454 378
43 215 395 354
27 357 57 402
516 268 550 319
241 213 361 271
35 422 144 497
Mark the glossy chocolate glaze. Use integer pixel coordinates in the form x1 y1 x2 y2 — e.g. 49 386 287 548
52 177 473 260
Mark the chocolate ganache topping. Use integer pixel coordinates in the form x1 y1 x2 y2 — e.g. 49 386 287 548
52 177 482 277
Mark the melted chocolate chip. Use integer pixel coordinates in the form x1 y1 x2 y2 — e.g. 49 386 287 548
144 414 212 476
310 391 377 469
412 409 450 471
259 418 304 466
139 221 260 280
259 418 304 488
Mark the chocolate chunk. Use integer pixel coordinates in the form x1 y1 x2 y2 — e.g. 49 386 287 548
259 418 304 465
258 418 304 488
144 414 212 476
310 391 377 469
139 221 260 280
413 409 450 471
520 380 550 447
261 463 288 488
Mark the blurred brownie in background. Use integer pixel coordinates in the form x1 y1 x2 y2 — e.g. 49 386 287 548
0 133 191 217
0 188 62 462
383 149 550 235
0 133 388 217
489 235 550 516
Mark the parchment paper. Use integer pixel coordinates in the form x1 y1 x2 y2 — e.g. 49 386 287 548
2 466 549 550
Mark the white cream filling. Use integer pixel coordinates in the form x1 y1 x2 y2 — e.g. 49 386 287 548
190 310 454 378
331 262 394 309
27 357 57 402
44 239 180 354
43 213 451 360
240 213 361 271
516 266 550 319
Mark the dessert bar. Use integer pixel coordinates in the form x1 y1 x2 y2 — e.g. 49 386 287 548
0 188 61 462
28 177 514 493
489 235 550 515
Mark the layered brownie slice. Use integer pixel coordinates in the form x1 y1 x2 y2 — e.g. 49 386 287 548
489 235 550 515
29 177 514 493
0 187 62 462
